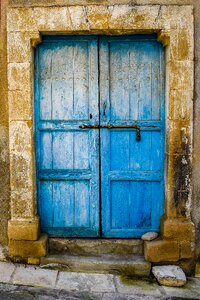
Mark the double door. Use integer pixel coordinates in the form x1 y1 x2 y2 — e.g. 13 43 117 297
35 35 165 238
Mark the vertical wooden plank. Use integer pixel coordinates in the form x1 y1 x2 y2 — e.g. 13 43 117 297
109 42 130 122
129 43 139 120
40 132 52 169
130 181 151 228
151 44 161 120
110 131 130 170
151 131 162 171
40 182 53 228
74 181 90 227
74 132 89 169
52 132 73 169
73 42 89 120
111 181 129 229
138 43 153 120
39 46 53 120
130 131 151 171
51 44 74 120
53 182 74 227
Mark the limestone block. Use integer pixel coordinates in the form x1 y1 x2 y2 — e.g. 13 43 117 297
169 61 194 91
180 241 195 259
169 90 193 121
7 32 33 63
27 257 40 265
56 272 115 292
7 8 37 32
0 262 16 283
34 7 72 32
8 90 32 120
9 234 48 258
11 188 35 219
10 121 34 189
152 265 186 287
170 29 193 62
161 219 195 242
167 120 192 156
68 6 89 31
8 218 39 241
144 239 179 262
8 63 32 92
109 5 160 31
122 6 161 30
87 6 110 31
13 265 57 288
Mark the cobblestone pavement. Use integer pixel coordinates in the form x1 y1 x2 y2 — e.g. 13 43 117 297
0 262 199 299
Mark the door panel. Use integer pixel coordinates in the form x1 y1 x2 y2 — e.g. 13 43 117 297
100 36 165 237
35 36 100 237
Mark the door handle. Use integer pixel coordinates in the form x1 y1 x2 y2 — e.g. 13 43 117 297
79 124 141 141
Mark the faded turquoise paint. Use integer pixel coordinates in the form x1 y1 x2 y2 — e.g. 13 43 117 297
35 36 100 237
35 35 165 238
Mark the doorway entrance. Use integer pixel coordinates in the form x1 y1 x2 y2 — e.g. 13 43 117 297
34 35 165 238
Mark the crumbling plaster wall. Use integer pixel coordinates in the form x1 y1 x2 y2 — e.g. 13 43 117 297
1 0 200 261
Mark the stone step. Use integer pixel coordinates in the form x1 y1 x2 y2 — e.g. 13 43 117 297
40 254 151 277
49 238 144 255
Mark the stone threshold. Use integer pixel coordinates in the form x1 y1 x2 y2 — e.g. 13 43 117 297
0 262 200 299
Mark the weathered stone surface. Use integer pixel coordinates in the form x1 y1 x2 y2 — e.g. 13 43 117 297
141 232 158 241
8 90 33 121
41 254 151 277
68 6 89 31
7 32 33 63
161 219 195 242
8 63 32 91
180 241 195 259
144 239 179 262
8 218 39 241
56 272 115 292
169 60 194 91
34 7 72 32
27 257 40 265
169 90 193 121
0 262 15 283
9 234 48 258
13 265 58 288
114 276 162 297
49 238 143 255
152 265 186 287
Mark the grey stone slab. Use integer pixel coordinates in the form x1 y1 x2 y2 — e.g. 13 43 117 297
56 271 115 293
49 238 143 255
114 277 163 297
161 277 200 299
102 293 162 300
12 265 58 288
152 265 186 287
0 262 15 283
41 254 151 277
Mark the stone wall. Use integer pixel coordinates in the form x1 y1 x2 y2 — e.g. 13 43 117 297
1 0 200 269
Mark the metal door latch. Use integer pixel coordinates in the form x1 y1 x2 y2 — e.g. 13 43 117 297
79 124 141 141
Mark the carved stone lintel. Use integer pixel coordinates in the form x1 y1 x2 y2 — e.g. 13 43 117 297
157 29 170 47
31 32 42 48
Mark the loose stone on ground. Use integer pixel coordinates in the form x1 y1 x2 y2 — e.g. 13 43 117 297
141 232 158 241
152 265 187 287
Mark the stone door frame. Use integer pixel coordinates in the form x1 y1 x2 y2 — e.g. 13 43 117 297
7 4 194 263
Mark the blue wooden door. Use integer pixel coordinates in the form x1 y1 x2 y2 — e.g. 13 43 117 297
35 35 164 238
100 36 165 238
35 36 100 237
